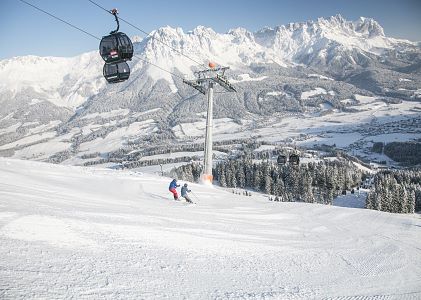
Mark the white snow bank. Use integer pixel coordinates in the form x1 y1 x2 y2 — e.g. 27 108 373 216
0 158 420 299
79 120 158 153
301 87 327 100
266 91 286 96
307 74 334 81
230 74 267 83
12 140 71 160
354 94 378 104
81 109 131 120
172 118 246 138
0 131 56 150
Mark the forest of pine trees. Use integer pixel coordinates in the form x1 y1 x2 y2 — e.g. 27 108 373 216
366 170 421 213
170 157 421 213
383 142 421 165
170 163 203 184
172 158 363 205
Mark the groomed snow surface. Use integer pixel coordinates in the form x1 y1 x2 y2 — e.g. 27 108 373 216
1 158 421 299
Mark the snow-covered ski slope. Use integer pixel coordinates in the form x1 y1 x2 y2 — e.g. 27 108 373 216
0 158 420 299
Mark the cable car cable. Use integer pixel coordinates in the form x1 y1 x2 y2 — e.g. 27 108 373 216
18 0 228 87
17 0 186 81
132 56 185 80
87 0 209 70
18 0 100 41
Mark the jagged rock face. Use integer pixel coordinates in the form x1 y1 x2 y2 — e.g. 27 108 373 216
0 15 420 161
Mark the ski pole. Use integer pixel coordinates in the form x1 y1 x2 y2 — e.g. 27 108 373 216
191 191 200 203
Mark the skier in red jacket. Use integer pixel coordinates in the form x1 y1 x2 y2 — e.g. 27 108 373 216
168 179 180 200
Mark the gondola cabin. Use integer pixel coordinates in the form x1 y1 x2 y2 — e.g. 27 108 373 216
103 62 130 83
289 154 300 165
277 155 287 165
99 32 133 64
99 8 133 83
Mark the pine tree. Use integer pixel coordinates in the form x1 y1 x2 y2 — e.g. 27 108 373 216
366 191 374 209
392 180 404 213
324 166 335 204
301 170 314 203
254 168 262 191
245 161 254 188
275 177 286 199
375 183 384 211
264 164 273 195
399 185 408 213
229 162 238 188
415 187 421 212
284 165 299 201
407 189 416 214
237 164 246 188
219 169 227 187
225 165 233 187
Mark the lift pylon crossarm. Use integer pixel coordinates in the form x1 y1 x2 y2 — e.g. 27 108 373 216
212 74 236 92
194 66 230 78
183 79 207 95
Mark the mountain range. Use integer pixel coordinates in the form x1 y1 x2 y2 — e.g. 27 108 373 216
0 15 420 165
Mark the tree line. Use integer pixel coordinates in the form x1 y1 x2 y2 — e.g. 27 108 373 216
384 142 421 165
366 170 421 213
172 158 363 205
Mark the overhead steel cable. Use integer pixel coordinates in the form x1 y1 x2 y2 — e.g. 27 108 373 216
17 0 186 81
18 0 100 41
132 56 185 80
87 0 209 70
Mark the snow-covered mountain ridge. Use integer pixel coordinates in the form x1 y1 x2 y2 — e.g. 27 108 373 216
0 15 420 165
0 15 417 108
0 52 103 108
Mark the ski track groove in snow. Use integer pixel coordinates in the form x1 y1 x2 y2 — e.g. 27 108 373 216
0 158 420 299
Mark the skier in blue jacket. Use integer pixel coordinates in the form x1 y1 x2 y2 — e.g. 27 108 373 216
181 183 193 203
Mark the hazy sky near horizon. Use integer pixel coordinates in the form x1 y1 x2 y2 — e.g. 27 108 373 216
1 0 420 59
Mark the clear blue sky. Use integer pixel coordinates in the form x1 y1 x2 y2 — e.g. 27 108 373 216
1 0 420 59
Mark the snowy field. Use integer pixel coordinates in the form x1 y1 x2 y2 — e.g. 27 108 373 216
171 97 420 149
1 158 420 299
1 94 419 164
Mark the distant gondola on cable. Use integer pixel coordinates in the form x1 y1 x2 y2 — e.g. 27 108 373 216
99 8 133 83
289 153 300 166
277 154 287 165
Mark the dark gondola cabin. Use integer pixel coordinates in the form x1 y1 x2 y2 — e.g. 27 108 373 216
98 8 133 83
277 155 287 165
99 32 133 64
289 154 300 165
103 62 130 83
